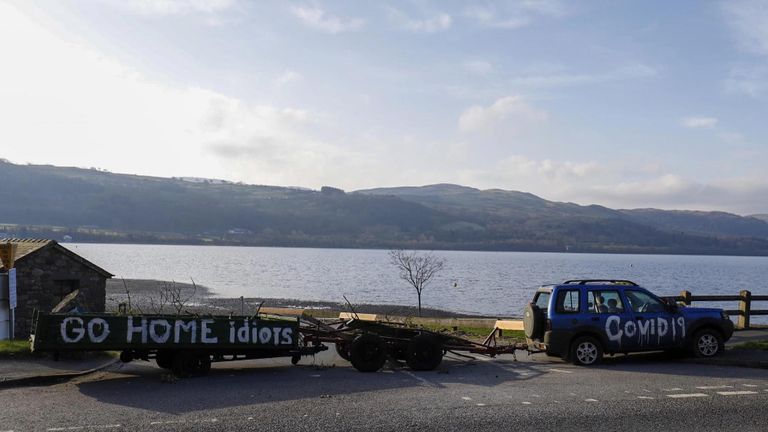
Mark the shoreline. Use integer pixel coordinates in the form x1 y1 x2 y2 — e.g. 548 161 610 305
106 279 489 319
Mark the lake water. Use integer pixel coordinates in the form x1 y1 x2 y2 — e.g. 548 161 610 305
65 243 768 318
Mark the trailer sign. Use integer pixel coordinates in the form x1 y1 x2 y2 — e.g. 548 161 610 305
33 314 297 351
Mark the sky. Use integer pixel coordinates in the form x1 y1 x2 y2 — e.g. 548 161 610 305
0 0 766 214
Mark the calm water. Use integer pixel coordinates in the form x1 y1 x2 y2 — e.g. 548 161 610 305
65 243 768 317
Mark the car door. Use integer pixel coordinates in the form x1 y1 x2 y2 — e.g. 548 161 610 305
623 289 683 350
586 289 638 353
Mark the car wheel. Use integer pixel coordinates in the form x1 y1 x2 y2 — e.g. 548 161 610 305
691 329 723 358
570 336 603 366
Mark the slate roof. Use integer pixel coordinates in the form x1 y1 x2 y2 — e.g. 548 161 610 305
1 238 113 277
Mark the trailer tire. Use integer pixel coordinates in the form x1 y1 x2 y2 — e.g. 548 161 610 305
405 334 443 371
172 352 197 378
335 342 351 361
350 334 387 372
197 354 211 375
156 351 173 369
119 350 134 363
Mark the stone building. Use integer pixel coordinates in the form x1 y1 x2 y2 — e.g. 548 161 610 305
0 239 112 338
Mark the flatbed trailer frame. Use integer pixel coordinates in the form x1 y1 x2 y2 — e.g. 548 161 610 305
300 317 534 372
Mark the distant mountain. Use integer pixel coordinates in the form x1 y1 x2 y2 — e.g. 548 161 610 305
619 209 768 239
751 214 768 223
2 161 768 255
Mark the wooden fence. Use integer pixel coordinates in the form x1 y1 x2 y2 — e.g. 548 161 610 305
673 290 768 329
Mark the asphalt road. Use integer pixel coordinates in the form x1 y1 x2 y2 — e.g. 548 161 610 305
2 347 768 432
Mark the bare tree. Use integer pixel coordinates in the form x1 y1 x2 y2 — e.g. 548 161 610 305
388 249 446 316
147 279 198 315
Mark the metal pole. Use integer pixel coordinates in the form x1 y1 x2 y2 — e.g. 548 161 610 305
9 307 13 341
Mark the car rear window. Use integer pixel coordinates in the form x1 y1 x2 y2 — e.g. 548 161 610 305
534 292 551 310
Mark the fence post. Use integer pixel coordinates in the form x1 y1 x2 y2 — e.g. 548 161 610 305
738 290 751 330
679 291 692 306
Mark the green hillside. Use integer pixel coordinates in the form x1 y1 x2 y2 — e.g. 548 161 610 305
2 161 768 255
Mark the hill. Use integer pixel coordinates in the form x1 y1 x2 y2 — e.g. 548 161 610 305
2 161 768 255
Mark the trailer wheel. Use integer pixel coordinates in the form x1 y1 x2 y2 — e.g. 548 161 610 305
197 354 212 375
406 334 443 371
119 350 134 363
350 334 387 372
156 351 173 369
335 342 351 361
171 352 197 378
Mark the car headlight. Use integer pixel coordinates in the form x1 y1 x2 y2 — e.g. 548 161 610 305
721 311 730 320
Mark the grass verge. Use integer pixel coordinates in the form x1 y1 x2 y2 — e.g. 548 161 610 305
0 340 31 358
731 340 768 351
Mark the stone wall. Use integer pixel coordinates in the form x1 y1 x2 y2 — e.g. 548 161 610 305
13 246 106 338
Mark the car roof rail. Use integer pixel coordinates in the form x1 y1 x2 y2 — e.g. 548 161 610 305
562 279 639 286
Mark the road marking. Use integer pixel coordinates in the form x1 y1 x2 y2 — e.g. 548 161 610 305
461 396 472 401
742 384 758 387
310 374 321 378
402 370 438 388
716 391 758 396
522 401 532 405
696 385 733 389
666 393 709 398
637 396 654 400
547 368 573 374
476 403 486 407
584 399 598 402
662 388 683 391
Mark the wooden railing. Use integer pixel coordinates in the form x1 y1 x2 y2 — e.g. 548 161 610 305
673 290 768 329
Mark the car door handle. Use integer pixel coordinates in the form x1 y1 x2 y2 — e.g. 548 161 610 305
591 317 600 321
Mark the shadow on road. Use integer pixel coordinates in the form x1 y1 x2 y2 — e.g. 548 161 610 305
75 348 546 414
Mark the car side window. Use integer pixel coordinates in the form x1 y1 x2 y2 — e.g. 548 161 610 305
534 292 551 310
556 290 580 313
587 290 624 314
625 290 665 313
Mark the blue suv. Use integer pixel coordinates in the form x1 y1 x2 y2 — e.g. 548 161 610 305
523 279 734 365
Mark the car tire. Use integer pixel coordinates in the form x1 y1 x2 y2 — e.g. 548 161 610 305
690 329 724 358
570 336 603 366
350 334 387 372
405 334 443 371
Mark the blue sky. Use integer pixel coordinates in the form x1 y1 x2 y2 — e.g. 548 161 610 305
1 0 766 213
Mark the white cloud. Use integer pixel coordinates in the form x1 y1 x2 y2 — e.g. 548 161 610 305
681 116 719 129
463 60 494 76
463 6 528 29
0 3 367 187
275 69 302 87
519 0 567 17
725 64 768 97
464 1 565 29
723 0 768 56
290 5 364 33
388 8 452 33
113 0 237 15
458 96 547 133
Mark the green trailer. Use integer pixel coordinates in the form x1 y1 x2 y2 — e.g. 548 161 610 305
30 311 327 377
